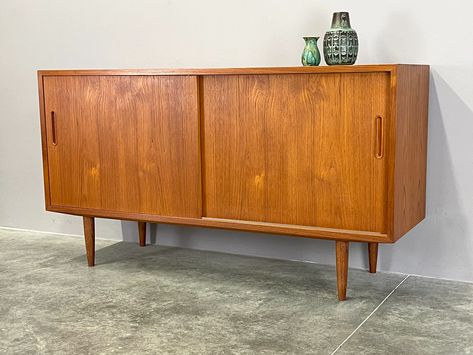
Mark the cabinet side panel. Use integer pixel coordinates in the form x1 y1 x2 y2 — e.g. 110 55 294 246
37 73 51 207
393 65 430 240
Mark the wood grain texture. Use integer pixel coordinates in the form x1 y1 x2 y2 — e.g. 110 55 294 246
37 65 399 77
202 73 389 232
368 242 378 273
138 222 146 247
83 216 95 266
42 75 201 218
336 241 349 301
391 65 430 240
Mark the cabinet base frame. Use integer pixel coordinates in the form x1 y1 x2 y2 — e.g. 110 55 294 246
51 205 390 243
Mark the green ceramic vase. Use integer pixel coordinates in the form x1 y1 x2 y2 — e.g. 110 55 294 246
301 37 321 66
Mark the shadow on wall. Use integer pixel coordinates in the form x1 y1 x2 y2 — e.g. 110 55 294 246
381 69 473 280
120 69 473 281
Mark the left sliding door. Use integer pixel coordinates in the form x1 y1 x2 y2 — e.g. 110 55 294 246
42 75 201 218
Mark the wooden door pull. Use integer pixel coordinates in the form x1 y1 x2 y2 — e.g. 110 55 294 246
51 111 57 145
375 115 383 159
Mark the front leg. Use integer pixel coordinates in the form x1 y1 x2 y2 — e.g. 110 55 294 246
83 216 95 266
336 241 349 301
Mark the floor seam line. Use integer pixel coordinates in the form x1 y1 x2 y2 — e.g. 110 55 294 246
329 274 410 355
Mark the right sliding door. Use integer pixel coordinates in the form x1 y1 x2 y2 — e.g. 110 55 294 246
202 72 390 233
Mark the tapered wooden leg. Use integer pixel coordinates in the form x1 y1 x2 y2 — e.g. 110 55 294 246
138 222 146 247
336 241 349 301
83 216 95 267
368 242 378 273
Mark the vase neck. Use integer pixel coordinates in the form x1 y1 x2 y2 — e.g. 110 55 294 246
303 37 319 45
331 12 351 29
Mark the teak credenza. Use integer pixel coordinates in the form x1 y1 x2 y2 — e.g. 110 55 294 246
37 65 429 300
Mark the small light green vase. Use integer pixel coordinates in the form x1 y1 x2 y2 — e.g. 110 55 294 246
301 37 321 66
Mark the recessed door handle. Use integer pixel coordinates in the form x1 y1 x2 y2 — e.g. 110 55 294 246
51 111 57 146
375 116 383 159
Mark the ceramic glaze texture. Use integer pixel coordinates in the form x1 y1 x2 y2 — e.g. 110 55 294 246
324 12 359 65
301 36 321 66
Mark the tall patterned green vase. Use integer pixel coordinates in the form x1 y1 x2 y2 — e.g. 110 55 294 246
301 37 321 66
323 12 358 65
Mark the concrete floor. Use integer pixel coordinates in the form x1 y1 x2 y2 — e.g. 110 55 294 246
0 228 472 354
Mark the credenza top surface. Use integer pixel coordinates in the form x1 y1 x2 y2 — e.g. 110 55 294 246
38 64 428 76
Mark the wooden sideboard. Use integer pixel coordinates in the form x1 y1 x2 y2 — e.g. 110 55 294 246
37 65 429 300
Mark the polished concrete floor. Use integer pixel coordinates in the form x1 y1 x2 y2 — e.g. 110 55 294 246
0 228 472 354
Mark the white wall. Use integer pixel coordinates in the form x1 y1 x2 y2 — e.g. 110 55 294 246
1 0 472 281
